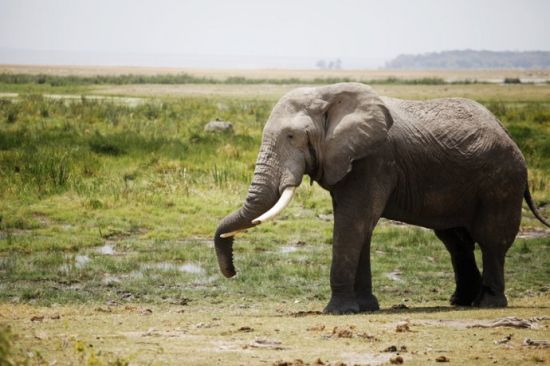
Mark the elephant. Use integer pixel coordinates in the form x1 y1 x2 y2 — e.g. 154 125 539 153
214 83 550 314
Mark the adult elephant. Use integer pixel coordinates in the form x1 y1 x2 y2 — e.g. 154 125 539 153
214 83 549 314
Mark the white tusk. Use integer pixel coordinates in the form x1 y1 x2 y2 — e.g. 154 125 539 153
252 186 296 225
219 230 243 238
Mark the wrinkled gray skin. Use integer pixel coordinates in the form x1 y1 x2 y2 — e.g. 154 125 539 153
214 83 550 314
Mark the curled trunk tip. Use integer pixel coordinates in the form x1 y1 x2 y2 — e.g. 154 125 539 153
214 231 237 278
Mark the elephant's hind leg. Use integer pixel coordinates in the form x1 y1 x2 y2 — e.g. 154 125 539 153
435 227 481 306
470 199 522 308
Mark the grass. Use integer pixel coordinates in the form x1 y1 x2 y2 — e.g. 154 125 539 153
0 79 549 365
0 73 464 86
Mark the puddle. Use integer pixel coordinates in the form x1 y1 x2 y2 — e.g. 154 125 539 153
143 262 173 271
97 244 115 255
102 274 121 285
127 270 144 279
280 246 298 254
192 275 219 286
178 263 206 274
385 270 403 282
75 255 90 268
59 254 90 272
142 262 206 275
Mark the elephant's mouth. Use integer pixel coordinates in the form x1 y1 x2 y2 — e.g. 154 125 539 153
306 132 323 183
220 186 297 238
307 163 322 184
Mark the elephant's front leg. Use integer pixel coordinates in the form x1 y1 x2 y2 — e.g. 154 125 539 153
354 231 380 312
323 168 390 314
324 207 369 314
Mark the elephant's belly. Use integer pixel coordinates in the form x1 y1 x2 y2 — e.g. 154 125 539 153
381 210 469 230
382 189 476 230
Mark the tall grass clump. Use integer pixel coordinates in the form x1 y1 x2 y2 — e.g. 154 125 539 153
0 95 274 201
0 146 99 196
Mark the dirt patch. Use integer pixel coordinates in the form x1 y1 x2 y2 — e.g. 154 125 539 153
3 296 550 365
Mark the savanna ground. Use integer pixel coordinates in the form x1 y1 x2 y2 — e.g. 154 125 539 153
0 66 549 365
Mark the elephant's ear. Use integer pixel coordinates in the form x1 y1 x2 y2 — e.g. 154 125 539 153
319 83 394 186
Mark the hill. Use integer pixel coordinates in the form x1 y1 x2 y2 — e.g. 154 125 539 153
385 50 550 69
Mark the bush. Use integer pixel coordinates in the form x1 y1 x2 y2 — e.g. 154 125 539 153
504 77 521 84
89 132 125 156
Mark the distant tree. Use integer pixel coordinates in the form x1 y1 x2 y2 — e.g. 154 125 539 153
385 50 550 69
316 58 343 70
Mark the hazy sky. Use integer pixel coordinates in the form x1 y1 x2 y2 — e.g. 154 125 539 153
1 0 549 68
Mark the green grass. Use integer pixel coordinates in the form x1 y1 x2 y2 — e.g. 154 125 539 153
0 86 549 309
0 82 549 366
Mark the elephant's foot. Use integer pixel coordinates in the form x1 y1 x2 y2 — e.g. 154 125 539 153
450 286 481 306
450 292 475 306
324 296 360 314
357 294 380 312
451 271 482 306
472 286 508 308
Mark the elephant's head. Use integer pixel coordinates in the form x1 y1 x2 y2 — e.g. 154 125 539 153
214 83 393 277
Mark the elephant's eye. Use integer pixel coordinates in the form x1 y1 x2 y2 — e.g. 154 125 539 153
287 133 294 140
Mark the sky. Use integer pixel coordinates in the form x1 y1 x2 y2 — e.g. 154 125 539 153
0 0 549 69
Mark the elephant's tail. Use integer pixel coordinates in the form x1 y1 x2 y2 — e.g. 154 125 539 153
524 188 550 228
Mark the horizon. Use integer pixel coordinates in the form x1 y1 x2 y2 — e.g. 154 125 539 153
2 48 550 70
1 0 549 69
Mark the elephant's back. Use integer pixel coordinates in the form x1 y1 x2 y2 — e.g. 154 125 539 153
381 96 527 224
382 96 525 167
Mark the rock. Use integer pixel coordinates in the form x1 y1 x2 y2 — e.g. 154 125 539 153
395 321 411 332
204 119 233 133
331 326 354 338
238 326 254 332
390 355 404 364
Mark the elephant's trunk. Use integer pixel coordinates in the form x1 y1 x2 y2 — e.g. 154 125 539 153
214 189 279 278
214 209 252 278
214 142 283 277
